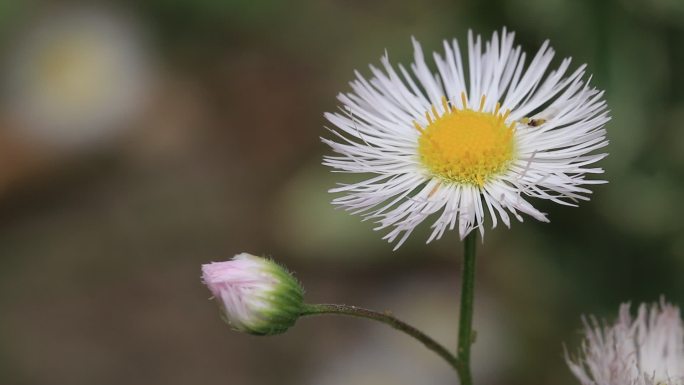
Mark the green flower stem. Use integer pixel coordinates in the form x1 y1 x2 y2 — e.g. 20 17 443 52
457 231 478 385
300 303 460 372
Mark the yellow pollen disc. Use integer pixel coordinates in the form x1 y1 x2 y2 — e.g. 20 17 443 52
416 95 515 187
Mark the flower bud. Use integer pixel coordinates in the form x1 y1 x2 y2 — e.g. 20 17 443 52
201 253 305 336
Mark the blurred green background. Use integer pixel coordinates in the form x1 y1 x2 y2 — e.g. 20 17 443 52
0 0 683 384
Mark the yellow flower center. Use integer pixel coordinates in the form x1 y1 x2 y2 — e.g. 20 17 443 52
416 94 516 187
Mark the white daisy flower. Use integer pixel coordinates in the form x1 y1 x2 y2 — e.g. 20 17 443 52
322 29 610 249
567 300 684 385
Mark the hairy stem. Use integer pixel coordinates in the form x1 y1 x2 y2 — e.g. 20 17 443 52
301 303 460 372
457 231 478 385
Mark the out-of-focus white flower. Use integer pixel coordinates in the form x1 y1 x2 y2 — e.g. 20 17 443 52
567 300 684 385
201 253 305 336
3 6 152 147
323 28 609 249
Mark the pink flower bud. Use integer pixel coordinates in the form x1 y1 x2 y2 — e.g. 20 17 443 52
202 253 304 336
